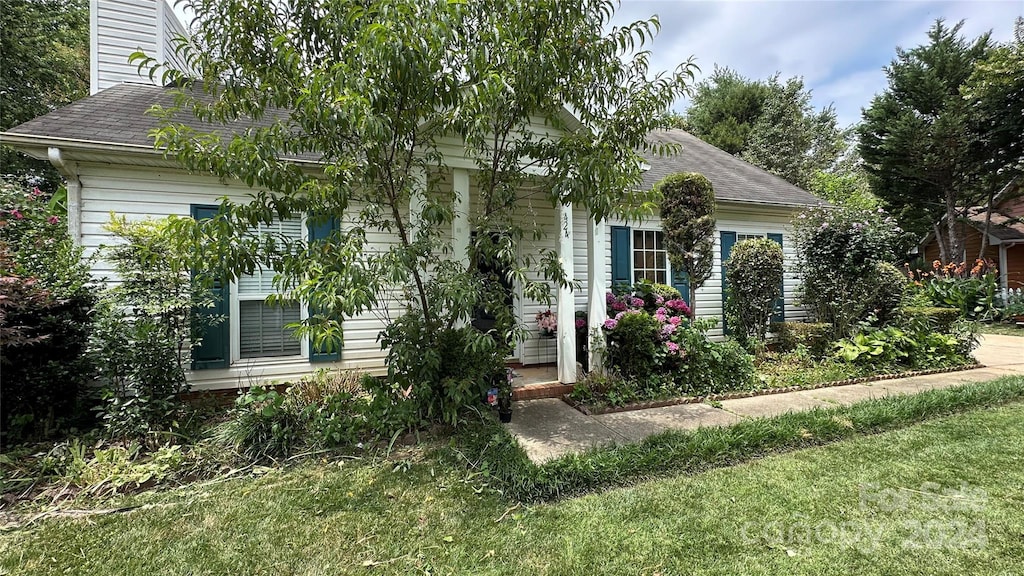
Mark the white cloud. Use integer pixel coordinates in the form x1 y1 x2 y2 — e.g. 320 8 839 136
611 0 1023 126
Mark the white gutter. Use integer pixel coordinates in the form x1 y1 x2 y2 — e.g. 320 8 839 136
46 147 83 245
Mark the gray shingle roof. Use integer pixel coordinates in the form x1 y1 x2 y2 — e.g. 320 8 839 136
5 85 824 208
3 82 319 161
642 129 823 207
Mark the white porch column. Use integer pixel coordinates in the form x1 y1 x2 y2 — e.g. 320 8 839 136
556 202 577 384
587 215 607 372
452 168 471 268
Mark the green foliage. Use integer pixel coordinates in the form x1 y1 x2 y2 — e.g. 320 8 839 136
0 179 95 442
740 76 844 189
0 0 89 190
771 322 833 358
211 387 306 461
858 19 994 251
835 311 976 371
724 238 784 347
792 205 909 336
657 172 716 311
685 66 770 154
899 307 962 334
865 262 909 325
603 312 663 381
377 321 506 429
807 169 880 210
90 216 218 441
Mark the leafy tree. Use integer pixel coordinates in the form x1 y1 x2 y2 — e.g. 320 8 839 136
657 172 716 312
685 66 769 154
685 68 842 188
858 19 993 262
961 16 1024 258
136 0 694 425
742 75 843 189
0 0 89 190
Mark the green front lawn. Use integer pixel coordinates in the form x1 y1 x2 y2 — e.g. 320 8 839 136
4 384 1024 574
979 322 1024 336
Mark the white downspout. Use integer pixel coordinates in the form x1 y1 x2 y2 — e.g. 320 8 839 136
47 147 83 246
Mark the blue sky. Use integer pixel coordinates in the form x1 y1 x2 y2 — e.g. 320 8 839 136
611 0 1023 127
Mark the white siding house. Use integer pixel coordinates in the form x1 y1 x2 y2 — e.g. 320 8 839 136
2 1 823 391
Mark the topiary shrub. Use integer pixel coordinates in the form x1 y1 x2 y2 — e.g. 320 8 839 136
771 321 833 357
603 311 663 381
724 238 784 348
658 172 716 313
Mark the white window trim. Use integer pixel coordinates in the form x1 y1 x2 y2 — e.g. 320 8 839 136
228 215 309 364
630 228 674 285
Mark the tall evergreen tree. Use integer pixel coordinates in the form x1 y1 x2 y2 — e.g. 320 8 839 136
858 19 992 262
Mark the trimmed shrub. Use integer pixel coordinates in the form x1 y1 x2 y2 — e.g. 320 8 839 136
864 262 908 324
603 311 663 381
724 238 784 347
772 321 833 357
658 172 716 311
900 307 961 334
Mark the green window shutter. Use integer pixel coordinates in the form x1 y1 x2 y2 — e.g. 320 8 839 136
672 268 690 305
611 225 631 289
308 215 340 363
767 233 785 323
720 231 737 333
190 204 230 370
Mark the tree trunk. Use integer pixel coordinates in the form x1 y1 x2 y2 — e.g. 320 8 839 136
944 188 963 263
689 284 697 317
978 187 997 262
933 221 949 264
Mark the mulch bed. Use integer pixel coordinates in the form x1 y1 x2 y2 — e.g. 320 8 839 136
563 363 986 416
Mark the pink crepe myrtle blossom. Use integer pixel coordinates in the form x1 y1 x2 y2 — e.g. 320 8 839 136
603 318 618 330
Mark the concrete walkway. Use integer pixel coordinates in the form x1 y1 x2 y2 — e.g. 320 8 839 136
506 334 1024 463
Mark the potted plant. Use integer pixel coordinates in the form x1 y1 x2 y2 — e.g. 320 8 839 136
486 367 514 423
536 309 557 338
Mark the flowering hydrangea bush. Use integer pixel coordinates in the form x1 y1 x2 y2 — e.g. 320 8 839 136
595 283 752 399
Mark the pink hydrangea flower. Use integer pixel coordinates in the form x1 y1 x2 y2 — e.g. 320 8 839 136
669 316 682 325
666 342 679 353
629 297 644 308
605 292 616 304
655 295 665 305
661 324 676 336
575 318 586 329
612 301 626 311
615 311 625 320
654 313 667 323
656 307 667 316
603 318 618 330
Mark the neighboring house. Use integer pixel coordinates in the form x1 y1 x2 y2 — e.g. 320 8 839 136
0 0 822 391
919 179 1024 292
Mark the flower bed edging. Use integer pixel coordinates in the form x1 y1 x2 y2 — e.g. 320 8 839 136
563 363 986 416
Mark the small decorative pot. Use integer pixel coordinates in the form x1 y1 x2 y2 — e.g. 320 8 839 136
498 395 513 423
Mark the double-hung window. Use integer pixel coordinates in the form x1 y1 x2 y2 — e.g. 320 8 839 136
233 218 305 360
632 229 668 284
